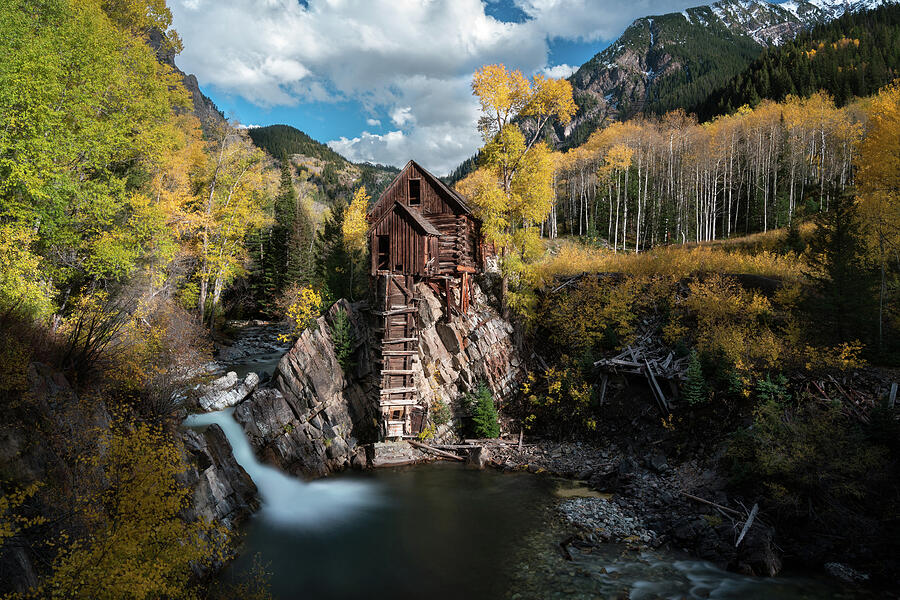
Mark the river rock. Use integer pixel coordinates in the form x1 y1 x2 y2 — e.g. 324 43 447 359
371 441 428 467
465 446 491 469
198 372 258 412
824 562 870 583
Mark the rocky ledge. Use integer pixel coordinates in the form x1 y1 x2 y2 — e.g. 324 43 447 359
179 425 258 530
493 440 782 577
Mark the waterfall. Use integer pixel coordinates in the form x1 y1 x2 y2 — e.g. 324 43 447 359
184 409 382 530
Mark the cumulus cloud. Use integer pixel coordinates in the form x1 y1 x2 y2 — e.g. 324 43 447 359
513 0 696 40
543 63 578 78
390 106 415 127
170 0 696 173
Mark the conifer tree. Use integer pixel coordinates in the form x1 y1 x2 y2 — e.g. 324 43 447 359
805 192 879 346
315 198 352 301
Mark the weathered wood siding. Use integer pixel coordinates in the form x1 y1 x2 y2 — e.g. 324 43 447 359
368 161 479 276
370 208 426 276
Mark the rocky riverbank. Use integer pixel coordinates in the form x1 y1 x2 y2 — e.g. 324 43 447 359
489 440 781 577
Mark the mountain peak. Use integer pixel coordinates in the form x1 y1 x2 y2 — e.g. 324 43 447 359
549 0 887 148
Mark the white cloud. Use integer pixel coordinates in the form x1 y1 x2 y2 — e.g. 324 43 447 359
169 0 697 173
513 0 695 40
390 106 415 127
543 63 578 78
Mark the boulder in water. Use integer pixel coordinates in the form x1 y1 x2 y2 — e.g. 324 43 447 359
198 372 258 412
466 446 491 469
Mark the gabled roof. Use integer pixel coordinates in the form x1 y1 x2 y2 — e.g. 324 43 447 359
371 200 441 236
368 159 477 220
408 159 475 216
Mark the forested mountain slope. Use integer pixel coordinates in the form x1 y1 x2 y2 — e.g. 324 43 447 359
693 3 900 119
534 0 886 150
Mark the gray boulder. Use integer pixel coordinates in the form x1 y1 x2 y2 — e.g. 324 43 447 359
199 372 259 412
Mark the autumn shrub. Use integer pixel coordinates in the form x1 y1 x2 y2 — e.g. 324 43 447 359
541 274 674 355
58 290 137 386
533 239 804 285
108 298 210 422
29 418 231 600
728 399 889 516
277 284 323 342
521 358 596 438
431 399 451 426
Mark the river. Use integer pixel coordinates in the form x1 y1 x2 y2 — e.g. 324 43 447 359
183 325 871 600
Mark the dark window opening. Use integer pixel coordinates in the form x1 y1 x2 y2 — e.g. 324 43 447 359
408 178 421 206
377 235 389 270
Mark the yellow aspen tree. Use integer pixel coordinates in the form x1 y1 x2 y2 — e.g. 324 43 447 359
460 64 575 316
856 82 900 348
342 185 370 300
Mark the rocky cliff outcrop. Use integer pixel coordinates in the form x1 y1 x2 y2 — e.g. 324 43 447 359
179 425 259 529
235 281 525 478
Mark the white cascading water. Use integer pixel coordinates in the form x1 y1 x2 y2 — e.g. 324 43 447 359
184 408 382 530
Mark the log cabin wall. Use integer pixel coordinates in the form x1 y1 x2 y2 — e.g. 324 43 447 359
370 208 426 276
367 160 480 277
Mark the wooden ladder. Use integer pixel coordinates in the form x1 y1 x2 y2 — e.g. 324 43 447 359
376 273 422 437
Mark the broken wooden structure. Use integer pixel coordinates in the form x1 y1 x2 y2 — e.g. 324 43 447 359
593 329 687 414
368 160 488 437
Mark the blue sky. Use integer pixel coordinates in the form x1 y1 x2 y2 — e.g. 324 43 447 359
169 0 696 174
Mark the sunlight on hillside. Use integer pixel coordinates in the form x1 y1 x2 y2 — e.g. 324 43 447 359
533 234 806 285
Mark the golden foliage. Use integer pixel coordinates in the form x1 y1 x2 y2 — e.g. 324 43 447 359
533 239 804 285
37 420 229 600
342 186 370 255
278 285 323 342
0 482 46 546
0 225 54 319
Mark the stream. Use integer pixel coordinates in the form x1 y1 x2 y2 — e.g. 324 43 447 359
184 325 873 600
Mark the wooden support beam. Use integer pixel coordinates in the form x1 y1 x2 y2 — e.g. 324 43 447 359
380 387 418 395
381 369 415 375
456 265 476 273
382 337 418 344
372 307 417 316
379 399 420 407
409 440 464 462
383 350 418 356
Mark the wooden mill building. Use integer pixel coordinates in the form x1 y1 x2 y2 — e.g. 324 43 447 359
368 160 485 438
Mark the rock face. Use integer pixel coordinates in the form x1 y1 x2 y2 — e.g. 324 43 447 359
414 280 524 419
198 371 259 412
235 281 525 478
180 426 258 529
235 300 376 478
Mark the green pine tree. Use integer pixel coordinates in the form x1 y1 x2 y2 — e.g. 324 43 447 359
805 192 879 346
468 383 500 438
683 351 708 406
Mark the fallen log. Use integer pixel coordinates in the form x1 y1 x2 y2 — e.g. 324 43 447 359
678 490 742 517
408 440 464 462
735 503 759 548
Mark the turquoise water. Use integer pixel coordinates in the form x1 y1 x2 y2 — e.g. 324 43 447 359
186 409 870 600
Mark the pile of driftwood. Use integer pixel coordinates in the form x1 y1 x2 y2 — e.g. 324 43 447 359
593 329 687 414
803 374 899 424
